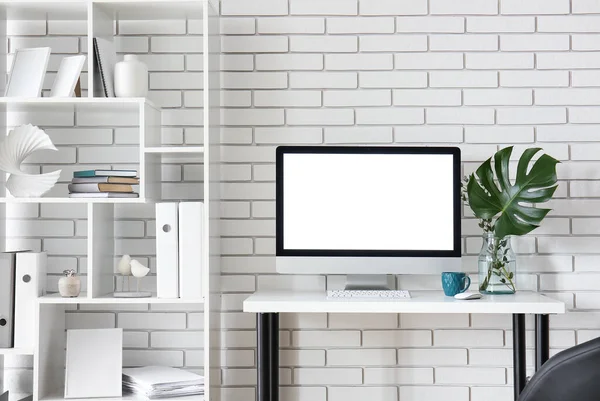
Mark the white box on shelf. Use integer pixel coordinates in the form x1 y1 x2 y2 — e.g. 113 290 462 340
14 252 47 349
65 328 123 399
156 203 179 298
179 202 204 300
0 253 17 348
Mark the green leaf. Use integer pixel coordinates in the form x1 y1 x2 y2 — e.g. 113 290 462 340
467 146 560 238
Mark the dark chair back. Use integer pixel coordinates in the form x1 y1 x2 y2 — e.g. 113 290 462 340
519 336 600 401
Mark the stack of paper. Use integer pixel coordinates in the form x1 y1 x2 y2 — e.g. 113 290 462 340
122 366 204 399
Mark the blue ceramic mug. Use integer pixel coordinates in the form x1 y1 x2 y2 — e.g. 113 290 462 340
441 272 471 296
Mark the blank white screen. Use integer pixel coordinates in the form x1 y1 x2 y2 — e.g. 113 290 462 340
283 153 455 251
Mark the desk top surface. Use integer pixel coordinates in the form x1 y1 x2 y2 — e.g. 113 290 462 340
243 291 566 314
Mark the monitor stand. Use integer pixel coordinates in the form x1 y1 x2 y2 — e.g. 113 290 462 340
344 274 395 290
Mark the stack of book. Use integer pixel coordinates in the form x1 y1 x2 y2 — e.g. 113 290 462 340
69 169 139 198
122 366 204 399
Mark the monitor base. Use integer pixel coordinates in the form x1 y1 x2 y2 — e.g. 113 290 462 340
344 274 395 290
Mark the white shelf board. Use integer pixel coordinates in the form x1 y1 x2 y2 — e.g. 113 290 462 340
38 293 204 304
144 146 205 154
0 97 159 112
0 97 151 104
93 0 205 19
0 347 34 356
42 394 203 401
0 1 87 20
0 197 145 204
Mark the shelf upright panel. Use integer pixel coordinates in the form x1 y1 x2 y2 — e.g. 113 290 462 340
87 1 94 98
0 7 6 253
35 304 67 401
141 101 162 201
0 102 5 252
0 4 6 95
205 1 221 400
88 203 115 298
89 2 114 99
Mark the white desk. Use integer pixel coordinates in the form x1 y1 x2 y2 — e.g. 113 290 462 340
244 290 565 401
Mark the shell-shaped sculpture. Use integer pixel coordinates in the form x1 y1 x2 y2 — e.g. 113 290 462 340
0 124 61 198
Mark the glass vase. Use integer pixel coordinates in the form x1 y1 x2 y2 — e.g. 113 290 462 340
478 233 517 294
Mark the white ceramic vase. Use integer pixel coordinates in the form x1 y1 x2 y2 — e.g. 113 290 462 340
59 270 81 297
114 55 148 98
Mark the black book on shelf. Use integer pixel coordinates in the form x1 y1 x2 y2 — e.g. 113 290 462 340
93 38 117 98
92 38 107 98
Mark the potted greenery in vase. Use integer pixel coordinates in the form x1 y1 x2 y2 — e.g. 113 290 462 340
462 146 560 294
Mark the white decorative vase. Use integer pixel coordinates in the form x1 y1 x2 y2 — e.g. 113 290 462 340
0 124 61 198
114 55 148 98
59 270 81 297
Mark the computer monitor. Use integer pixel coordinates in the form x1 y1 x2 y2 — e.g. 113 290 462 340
276 146 462 288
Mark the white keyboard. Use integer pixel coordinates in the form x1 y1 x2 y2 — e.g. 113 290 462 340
327 290 411 299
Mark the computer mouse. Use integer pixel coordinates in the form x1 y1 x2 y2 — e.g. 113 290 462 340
454 292 482 300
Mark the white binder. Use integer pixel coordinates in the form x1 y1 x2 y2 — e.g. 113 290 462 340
178 202 204 299
14 252 47 349
0 253 16 348
156 203 179 298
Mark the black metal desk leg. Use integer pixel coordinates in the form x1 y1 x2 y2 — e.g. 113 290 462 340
513 314 527 400
257 313 279 401
535 314 550 371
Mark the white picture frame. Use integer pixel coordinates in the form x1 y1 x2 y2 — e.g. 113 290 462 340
50 55 86 97
5 47 51 97
64 328 123 399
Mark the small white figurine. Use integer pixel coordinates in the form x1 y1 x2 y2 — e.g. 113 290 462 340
130 259 150 278
117 254 132 276
114 258 151 298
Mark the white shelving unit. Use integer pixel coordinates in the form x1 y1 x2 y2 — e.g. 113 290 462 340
0 1 221 401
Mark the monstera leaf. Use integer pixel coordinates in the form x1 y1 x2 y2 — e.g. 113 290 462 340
467 146 560 239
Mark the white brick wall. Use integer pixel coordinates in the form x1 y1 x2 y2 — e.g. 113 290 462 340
6 1 600 400
215 1 600 400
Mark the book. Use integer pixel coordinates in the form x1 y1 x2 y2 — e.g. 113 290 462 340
72 177 140 185
69 193 139 198
68 183 134 193
156 203 179 299
74 169 137 178
179 202 204 300
92 38 117 98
